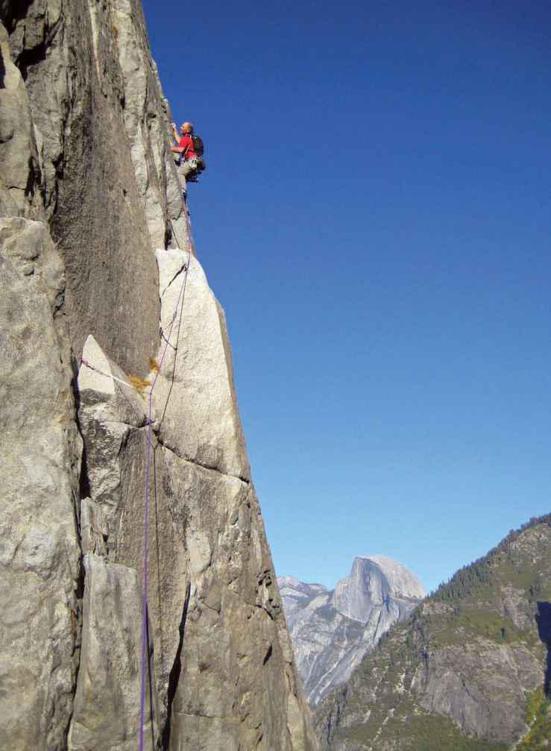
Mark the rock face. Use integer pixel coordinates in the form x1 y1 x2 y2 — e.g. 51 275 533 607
279 557 425 706
0 3 316 749
1 0 188 375
0 216 80 750
316 516 551 751
153 248 251 479
68 555 147 751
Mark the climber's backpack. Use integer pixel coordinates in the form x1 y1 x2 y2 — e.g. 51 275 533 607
192 134 204 157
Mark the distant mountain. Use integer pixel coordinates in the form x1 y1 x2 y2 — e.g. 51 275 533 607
279 556 425 706
316 515 551 750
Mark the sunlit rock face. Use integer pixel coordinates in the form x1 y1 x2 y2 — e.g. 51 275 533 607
0 216 80 751
0 3 317 748
75 310 317 750
279 557 425 706
332 555 426 622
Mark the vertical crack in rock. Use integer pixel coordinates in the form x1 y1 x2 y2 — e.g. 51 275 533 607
62 536 86 750
73 257 318 749
162 582 191 750
0 48 5 88
263 644 273 666
68 554 156 751
0 3 317 749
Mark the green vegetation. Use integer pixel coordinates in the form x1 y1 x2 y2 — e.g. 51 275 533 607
430 608 525 648
317 514 551 751
516 689 551 750
433 556 493 603
339 711 508 750
433 515 551 605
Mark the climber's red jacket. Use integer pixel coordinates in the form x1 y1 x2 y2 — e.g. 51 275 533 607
178 134 197 160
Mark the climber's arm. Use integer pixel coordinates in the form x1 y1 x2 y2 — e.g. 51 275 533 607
170 122 180 144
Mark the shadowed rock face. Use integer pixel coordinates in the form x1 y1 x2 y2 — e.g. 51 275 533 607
316 517 551 751
0 3 317 749
279 557 425 706
1 0 188 375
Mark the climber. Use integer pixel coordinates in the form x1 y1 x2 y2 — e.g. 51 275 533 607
171 121 205 184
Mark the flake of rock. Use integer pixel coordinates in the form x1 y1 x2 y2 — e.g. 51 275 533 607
153 249 251 480
0 4 317 749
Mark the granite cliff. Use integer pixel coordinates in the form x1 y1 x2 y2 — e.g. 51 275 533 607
0 2 316 749
316 516 551 751
279 557 425 706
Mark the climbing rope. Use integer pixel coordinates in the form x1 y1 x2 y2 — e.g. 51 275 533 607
79 358 137 390
138 255 191 750
80 192 196 749
138 195 195 750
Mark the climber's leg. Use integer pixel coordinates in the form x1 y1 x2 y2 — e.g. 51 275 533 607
180 158 199 177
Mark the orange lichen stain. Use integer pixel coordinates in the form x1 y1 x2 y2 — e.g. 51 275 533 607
128 374 151 394
149 357 160 373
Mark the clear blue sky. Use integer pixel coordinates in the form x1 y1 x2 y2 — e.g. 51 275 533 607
143 0 551 592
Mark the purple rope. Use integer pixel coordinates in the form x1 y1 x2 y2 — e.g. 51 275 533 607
138 250 190 751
